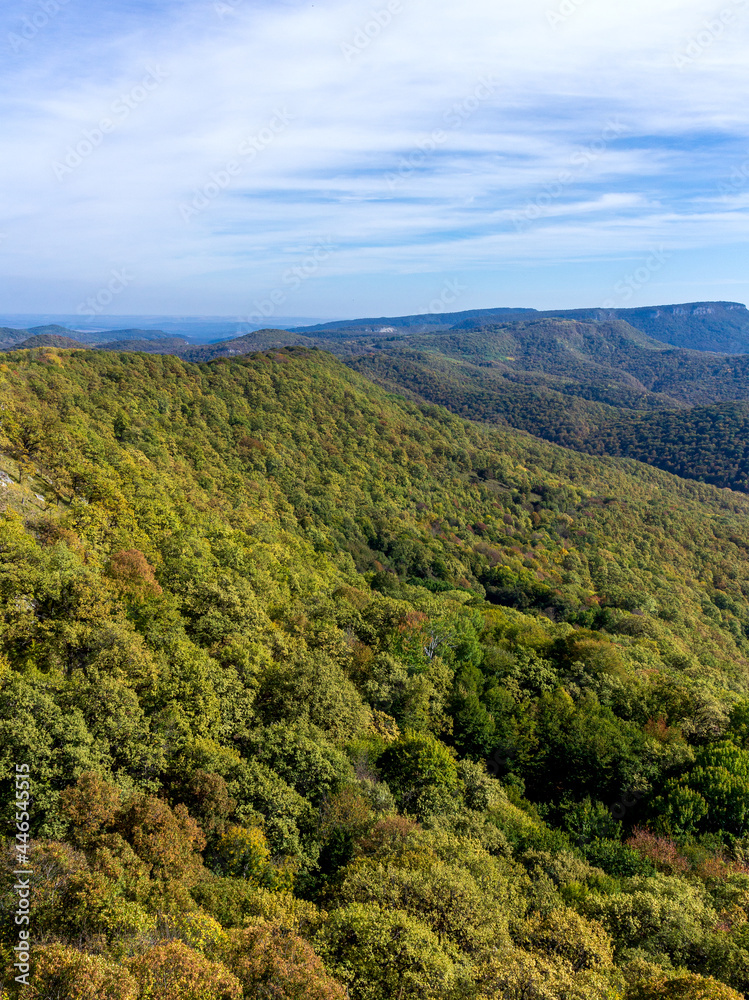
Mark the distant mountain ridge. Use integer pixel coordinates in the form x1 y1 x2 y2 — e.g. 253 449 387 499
293 306 537 336
294 300 749 355
0 324 181 350
3 300 748 355
8 302 749 493
541 302 749 354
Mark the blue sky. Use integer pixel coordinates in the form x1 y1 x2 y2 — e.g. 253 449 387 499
1 0 748 321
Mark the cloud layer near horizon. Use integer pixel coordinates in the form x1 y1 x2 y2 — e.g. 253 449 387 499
1 0 748 318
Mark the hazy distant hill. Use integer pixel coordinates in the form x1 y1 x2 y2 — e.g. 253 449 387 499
97 336 191 353
0 324 314 358
11 333 89 349
295 300 749 355
0 325 103 347
90 327 181 343
0 324 178 350
0 324 81 349
176 328 316 360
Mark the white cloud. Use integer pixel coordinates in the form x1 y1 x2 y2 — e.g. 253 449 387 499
0 0 747 313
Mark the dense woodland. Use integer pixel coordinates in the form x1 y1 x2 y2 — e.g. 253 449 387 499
347 320 749 493
349 319 749 406
4 345 749 997
292 300 749 356
542 302 749 355
15 315 749 495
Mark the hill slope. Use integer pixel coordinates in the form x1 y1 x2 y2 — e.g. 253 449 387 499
555 301 749 354
176 329 316 360
294 300 749 354
0 325 180 350
394 318 749 405
345 319 749 492
4 344 749 995
12 316 749 494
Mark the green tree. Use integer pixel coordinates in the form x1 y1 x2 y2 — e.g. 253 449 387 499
654 742 749 837
377 730 459 819
317 903 462 1000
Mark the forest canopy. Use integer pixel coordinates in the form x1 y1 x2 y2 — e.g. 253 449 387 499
2 344 749 998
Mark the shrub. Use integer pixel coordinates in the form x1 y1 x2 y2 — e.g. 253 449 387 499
208 825 277 885
20 943 137 1000
158 910 229 956
227 921 346 1000
60 771 121 848
108 549 162 595
377 730 459 819
182 770 235 836
317 902 461 1000
117 793 206 887
517 909 614 973
632 972 744 999
474 948 624 1000
626 830 690 877
127 940 242 1000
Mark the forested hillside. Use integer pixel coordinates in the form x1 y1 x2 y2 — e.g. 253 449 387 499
555 302 749 355
4 345 749 997
294 300 749 355
361 319 749 406
349 347 749 492
347 320 749 493
14 315 749 497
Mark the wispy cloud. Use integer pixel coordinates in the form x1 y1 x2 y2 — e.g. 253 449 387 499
0 0 747 315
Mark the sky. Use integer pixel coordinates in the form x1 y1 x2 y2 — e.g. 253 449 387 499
1 0 748 322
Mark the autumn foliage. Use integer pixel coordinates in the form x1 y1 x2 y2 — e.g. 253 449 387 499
227 923 347 1000
5 348 749 999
